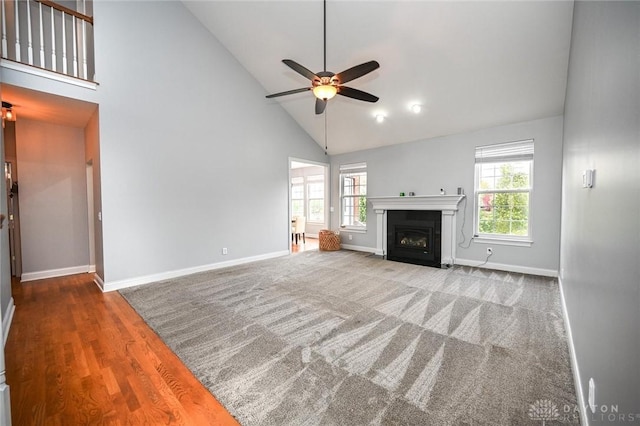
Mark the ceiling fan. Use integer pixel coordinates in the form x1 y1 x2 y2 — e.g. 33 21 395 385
265 0 380 115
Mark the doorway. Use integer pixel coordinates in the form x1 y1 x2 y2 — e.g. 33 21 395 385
5 161 21 277
289 158 329 252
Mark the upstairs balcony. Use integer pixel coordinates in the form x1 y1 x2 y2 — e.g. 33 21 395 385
1 0 95 88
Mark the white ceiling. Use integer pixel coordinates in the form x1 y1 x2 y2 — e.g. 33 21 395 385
184 0 574 155
1 2 574 156
1 84 97 128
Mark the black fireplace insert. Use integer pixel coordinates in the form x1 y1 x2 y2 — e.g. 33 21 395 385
387 210 442 267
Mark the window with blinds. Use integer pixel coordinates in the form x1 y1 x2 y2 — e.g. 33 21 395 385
340 162 367 229
474 140 533 240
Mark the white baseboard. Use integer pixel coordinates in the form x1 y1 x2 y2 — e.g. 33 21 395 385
21 265 92 282
455 258 558 277
2 297 15 346
88 264 96 273
93 273 105 291
0 381 11 426
339 244 378 254
102 250 290 292
558 275 588 426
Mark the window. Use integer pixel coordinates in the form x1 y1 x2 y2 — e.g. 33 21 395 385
307 175 325 223
340 163 367 229
291 173 326 223
291 176 304 218
474 140 533 242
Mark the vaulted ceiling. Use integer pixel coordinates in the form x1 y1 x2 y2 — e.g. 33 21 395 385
184 1 574 155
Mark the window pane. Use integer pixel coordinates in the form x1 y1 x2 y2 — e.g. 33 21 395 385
479 161 530 190
341 168 367 228
477 192 529 236
291 200 304 218
342 196 367 226
291 176 304 184
291 184 304 199
308 199 324 222
308 182 324 199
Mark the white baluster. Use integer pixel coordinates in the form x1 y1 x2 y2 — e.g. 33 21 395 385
81 19 87 79
26 0 33 65
38 1 44 67
78 0 87 80
72 16 77 77
14 0 20 61
61 11 66 75
50 5 56 71
1 0 8 58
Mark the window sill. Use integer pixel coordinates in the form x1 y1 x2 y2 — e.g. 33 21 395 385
340 227 367 234
473 236 533 247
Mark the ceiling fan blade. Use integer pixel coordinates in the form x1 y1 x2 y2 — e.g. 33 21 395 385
315 98 327 114
265 87 311 99
335 61 380 84
337 86 379 103
282 59 318 81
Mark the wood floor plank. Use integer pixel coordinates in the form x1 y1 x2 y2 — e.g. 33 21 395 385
5 274 240 425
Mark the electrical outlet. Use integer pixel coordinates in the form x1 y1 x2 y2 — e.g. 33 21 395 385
486 247 493 255
222 248 228 255
349 234 353 240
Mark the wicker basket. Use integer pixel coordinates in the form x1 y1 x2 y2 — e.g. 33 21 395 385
319 229 341 251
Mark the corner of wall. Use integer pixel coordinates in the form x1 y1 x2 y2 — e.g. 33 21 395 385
558 275 589 426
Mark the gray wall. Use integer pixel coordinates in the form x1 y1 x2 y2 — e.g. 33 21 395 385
16 118 90 277
91 1 325 284
560 0 640 417
85 109 104 281
331 116 564 274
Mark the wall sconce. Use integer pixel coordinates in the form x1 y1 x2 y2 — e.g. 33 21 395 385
2 101 16 127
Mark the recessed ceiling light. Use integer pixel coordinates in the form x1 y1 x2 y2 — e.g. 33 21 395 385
411 104 422 114
375 114 385 123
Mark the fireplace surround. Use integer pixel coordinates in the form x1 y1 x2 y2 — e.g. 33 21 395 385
368 195 465 267
387 210 442 267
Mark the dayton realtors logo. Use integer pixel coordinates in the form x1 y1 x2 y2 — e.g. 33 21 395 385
529 399 639 424
529 400 561 425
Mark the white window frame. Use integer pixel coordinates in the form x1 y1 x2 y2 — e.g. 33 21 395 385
473 140 534 247
339 162 367 231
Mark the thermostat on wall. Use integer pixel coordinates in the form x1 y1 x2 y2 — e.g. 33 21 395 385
582 169 594 188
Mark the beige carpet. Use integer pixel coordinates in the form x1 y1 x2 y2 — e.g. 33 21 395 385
121 250 579 425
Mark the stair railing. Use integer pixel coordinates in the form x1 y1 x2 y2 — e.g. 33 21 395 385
1 0 94 82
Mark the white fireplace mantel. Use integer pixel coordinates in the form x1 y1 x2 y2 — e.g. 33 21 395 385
368 195 465 266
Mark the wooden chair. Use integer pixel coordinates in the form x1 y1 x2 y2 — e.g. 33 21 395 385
291 216 306 244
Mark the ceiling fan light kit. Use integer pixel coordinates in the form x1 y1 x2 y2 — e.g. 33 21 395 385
313 84 337 100
265 0 379 115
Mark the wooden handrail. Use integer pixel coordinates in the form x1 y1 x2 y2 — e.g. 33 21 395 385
34 0 93 25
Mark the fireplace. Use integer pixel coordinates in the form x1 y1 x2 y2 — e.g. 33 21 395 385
387 210 441 267
368 195 465 267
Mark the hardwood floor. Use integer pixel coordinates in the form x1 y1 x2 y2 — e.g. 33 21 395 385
5 274 240 425
291 236 318 253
